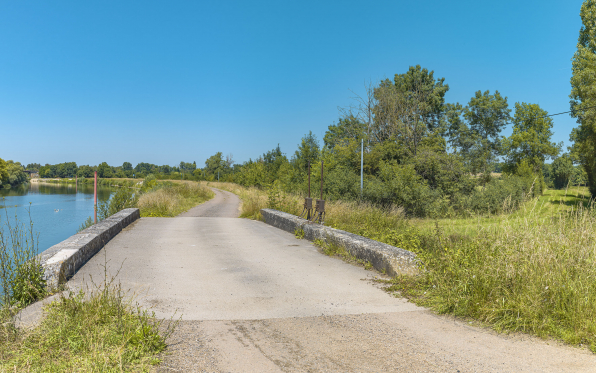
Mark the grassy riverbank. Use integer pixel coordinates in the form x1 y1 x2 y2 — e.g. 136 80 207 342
211 181 596 352
33 177 140 188
0 211 173 371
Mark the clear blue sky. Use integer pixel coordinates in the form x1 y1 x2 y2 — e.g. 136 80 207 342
0 0 585 167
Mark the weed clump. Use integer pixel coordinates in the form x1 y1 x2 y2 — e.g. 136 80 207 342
0 280 174 371
0 206 46 308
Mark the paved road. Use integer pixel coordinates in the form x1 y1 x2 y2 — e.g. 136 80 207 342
69 188 596 372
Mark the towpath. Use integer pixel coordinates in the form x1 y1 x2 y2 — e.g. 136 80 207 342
69 188 596 372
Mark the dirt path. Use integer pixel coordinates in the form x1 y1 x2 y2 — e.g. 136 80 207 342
177 188 241 218
67 188 596 372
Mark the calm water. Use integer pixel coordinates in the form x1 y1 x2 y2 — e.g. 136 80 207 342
0 183 113 254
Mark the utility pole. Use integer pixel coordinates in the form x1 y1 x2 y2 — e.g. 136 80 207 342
360 138 364 196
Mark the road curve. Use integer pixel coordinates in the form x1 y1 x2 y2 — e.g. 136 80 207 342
67 189 596 372
177 187 241 218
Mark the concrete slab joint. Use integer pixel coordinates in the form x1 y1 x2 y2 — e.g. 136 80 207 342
260 208 418 276
38 208 141 289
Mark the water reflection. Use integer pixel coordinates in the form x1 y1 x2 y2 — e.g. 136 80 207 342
0 182 114 253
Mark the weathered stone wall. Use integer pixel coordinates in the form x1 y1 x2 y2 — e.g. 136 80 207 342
260 208 418 276
38 208 140 289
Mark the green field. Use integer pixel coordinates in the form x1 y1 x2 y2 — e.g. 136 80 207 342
412 186 592 236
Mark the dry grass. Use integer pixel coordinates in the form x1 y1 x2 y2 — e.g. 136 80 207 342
138 182 214 217
204 182 271 219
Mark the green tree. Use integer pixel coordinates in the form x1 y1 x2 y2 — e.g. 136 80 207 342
204 152 225 178
550 154 575 189
97 162 112 178
4 161 27 187
293 131 320 173
502 102 560 174
448 90 511 175
25 163 40 172
0 158 9 187
122 162 133 171
77 165 94 178
570 0 596 196
373 65 449 154
324 115 367 150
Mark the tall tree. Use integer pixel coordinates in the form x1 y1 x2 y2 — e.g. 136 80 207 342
5 161 27 186
293 131 320 173
550 154 575 189
570 0 596 196
0 158 9 187
502 102 560 173
373 65 449 155
204 152 225 176
122 162 133 171
448 90 511 175
97 162 112 178
324 115 367 150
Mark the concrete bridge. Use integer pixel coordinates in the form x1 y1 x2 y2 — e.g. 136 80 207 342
38 189 596 371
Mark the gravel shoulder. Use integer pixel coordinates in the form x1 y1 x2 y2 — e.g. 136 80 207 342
158 312 596 373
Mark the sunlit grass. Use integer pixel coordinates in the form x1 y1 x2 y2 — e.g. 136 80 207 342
138 181 214 217
411 186 592 236
0 282 174 371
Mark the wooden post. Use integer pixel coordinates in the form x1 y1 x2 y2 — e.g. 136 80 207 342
320 160 324 200
94 171 97 224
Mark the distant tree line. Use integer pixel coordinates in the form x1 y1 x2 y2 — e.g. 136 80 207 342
35 161 199 180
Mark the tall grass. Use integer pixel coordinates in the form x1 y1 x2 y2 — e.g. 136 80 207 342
138 181 214 217
0 206 46 308
387 202 596 351
0 273 174 371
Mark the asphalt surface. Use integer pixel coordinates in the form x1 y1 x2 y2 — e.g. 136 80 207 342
67 187 596 372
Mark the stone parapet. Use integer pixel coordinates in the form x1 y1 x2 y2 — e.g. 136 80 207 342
38 208 140 289
260 208 418 276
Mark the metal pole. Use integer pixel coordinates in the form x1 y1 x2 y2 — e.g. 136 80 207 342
94 171 97 224
308 161 311 198
320 160 324 200
361 138 363 196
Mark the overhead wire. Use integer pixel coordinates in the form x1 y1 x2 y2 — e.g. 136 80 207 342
499 104 596 126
